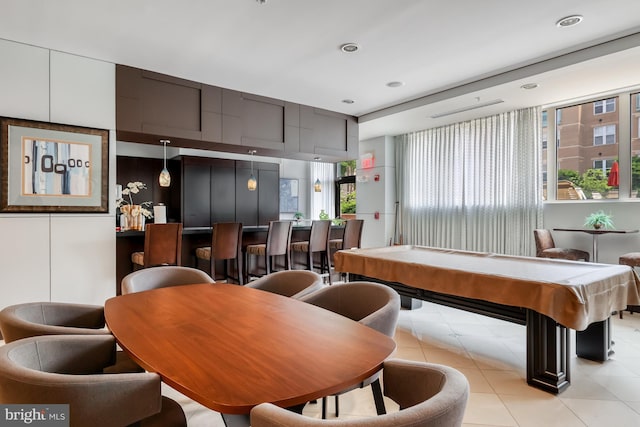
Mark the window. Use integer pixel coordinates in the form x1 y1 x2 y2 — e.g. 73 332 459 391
593 159 615 173
334 160 356 218
636 94 640 111
594 98 616 114
554 96 619 200
593 125 616 145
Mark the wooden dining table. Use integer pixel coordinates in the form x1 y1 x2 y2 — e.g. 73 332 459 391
104 283 396 416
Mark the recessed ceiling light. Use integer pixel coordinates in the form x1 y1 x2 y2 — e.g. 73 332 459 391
342 99 355 104
556 15 583 28
386 81 405 88
340 43 360 53
521 83 539 90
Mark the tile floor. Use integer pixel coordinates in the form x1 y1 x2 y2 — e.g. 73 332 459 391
164 302 640 426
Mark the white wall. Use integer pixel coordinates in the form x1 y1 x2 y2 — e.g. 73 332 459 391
0 39 116 308
357 136 396 248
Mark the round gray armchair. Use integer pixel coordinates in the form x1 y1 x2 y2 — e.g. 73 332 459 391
245 270 324 299
121 265 214 294
0 334 187 427
250 359 469 427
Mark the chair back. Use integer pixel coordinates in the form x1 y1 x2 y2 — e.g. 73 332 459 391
121 266 214 294
250 358 469 427
0 302 107 343
143 223 183 267
308 220 331 252
342 219 364 250
266 221 293 257
300 281 400 338
245 270 324 299
0 335 175 427
533 229 555 256
212 222 243 260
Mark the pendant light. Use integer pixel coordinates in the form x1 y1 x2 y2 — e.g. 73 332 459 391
159 139 171 187
247 150 257 191
313 157 322 192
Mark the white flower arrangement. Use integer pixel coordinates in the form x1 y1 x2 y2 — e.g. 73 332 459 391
117 181 154 219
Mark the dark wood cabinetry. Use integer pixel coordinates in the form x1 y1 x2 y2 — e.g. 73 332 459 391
222 90 300 153
300 105 358 159
233 160 279 227
118 155 279 229
116 65 357 162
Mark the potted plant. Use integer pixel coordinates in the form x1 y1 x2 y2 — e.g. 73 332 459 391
293 212 304 223
584 210 614 230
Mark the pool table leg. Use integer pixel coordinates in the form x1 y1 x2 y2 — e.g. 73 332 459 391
526 310 571 394
575 318 612 361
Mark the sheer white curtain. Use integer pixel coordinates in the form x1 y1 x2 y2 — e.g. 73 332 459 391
395 107 542 256
310 162 335 220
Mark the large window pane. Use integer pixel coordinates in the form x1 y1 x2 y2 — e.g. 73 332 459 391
556 96 619 200
631 93 640 198
541 110 548 200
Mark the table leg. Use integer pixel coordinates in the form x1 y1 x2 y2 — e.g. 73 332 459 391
576 318 612 361
592 234 598 263
526 310 570 394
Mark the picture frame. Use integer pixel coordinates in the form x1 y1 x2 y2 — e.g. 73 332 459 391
279 178 299 213
0 117 109 213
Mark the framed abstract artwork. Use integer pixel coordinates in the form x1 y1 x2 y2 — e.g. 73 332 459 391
279 178 298 213
0 117 109 213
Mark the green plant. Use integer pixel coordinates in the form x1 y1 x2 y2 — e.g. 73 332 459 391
584 210 614 230
293 211 304 220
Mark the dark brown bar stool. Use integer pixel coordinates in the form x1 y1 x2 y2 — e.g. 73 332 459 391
618 252 640 318
195 222 244 285
291 220 333 285
244 221 293 283
131 223 183 269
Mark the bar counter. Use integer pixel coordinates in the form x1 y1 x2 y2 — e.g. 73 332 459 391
115 224 343 295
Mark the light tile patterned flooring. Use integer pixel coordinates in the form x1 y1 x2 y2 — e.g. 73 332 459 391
164 301 640 426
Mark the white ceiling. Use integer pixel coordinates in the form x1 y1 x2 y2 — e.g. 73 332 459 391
2 0 640 141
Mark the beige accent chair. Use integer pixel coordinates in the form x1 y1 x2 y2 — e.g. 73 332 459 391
121 265 214 295
250 359 469 427
0 301 140 374
245 220 293 282
245 270 324 299
533 229 590 261
0 335 187 427
291 220 333 285
299 282 400 418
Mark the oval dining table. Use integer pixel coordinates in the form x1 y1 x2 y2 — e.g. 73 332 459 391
104 283 396 417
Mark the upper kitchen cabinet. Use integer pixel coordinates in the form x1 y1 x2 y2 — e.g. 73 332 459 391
116 65 221 143
116 65 357 161
222 89 299 154
300 106 358 160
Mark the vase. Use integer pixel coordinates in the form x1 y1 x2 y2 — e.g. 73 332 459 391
121 205 146 231
593 223 602 230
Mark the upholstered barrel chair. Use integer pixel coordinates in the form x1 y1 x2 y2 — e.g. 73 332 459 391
0 335 186 427
245 270 324 299
250 359 470 427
